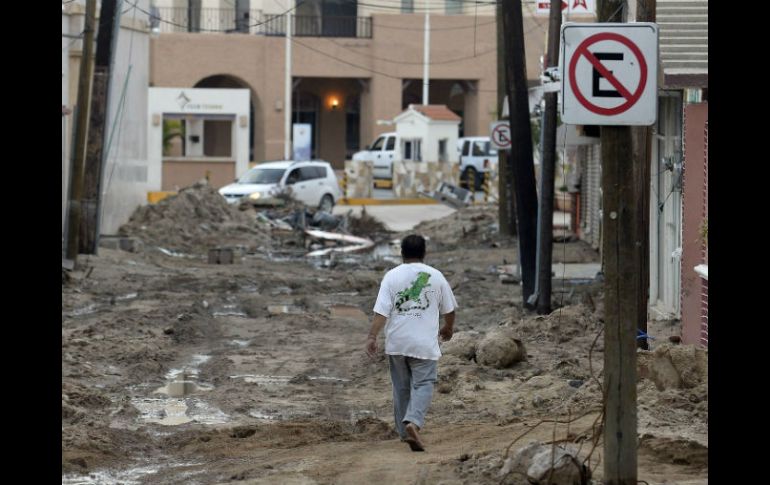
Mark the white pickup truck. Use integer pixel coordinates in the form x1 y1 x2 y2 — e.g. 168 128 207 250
352 132 402 180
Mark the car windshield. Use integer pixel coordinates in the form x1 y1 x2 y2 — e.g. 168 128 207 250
238 168 285 184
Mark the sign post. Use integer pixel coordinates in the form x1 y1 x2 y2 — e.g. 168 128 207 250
559 20 660 484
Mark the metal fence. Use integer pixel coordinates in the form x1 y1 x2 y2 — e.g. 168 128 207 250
155 8 372 39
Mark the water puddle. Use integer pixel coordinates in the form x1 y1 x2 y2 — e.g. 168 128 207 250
372 239 402 262
62 465 160 485
231 374 292 385
212 303 248 318
114 292 138 301
156 247 194 258
154 379 213 397
269 286 293 296
131 397 228 426
69 303 99 317
267 305 303 315
248 408 314 422
229 339 251 348
230 374 350 385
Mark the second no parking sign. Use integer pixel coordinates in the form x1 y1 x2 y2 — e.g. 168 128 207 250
560 22 658 126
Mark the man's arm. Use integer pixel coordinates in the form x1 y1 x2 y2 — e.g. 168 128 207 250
366 312 388 358
439 311 455 342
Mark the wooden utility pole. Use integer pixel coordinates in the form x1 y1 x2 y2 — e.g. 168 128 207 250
597 0 641 482
534 0 562 314
632 0 656 350
496 0 516 237
501 0 539 307
80 0 123 254
65 0 97 262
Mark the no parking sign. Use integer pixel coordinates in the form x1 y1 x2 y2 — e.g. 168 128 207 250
560 23 658 125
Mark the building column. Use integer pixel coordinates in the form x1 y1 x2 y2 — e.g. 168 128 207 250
361 74 402 146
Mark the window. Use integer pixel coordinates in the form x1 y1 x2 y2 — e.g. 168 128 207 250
401 0 414 13
484 142 498 156
286 168 302 184
238 168 285 184
370 136 385 151
299 166 324 181
386 136 396 151
472 142 486 156
446 0 462 15
404 139 422 161
462 141 470 156
438 139 448 162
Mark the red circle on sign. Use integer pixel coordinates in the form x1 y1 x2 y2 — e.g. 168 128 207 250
492 125 510 148
568 32 648 116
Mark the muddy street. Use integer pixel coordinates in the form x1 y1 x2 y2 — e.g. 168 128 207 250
62 188 707 484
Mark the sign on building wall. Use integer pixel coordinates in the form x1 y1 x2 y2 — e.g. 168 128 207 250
560 22 658 126
536 0 595 15
293 124 312 161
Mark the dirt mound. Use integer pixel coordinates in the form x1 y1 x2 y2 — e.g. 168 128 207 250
408 206 507 250
515 304 599 344
639 434 708 468
118 181 272 254
638 344 708 391
476 327 526 368
441 330 480 360
347 207 391 240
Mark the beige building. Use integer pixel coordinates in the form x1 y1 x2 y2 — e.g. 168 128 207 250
150 0 551 172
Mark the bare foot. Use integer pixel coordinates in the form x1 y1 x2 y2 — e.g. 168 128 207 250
404 422 425 452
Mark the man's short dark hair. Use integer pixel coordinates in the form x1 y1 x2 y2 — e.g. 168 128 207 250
401 234 426 260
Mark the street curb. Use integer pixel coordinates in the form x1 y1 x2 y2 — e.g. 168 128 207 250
337 198 439 206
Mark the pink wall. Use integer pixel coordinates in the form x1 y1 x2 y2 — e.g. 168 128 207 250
680 103 708 346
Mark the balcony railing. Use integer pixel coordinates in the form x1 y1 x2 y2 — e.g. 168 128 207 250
155 8 372 39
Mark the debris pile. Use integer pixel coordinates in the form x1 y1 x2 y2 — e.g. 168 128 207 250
118 181 272 254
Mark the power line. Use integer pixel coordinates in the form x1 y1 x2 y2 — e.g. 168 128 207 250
373 18 495 31
291 36 401 79
331 38 494 65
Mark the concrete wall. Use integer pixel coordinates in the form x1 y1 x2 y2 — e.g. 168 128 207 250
62 1 152 237
679 103 708 347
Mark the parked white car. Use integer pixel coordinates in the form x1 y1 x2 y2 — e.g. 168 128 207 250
219 160 341 212
352 132 401 180
457 136 498 190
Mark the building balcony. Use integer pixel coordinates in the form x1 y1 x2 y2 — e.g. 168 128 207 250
154 8 372 39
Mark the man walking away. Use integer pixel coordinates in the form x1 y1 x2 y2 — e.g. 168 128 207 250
366 234 457 452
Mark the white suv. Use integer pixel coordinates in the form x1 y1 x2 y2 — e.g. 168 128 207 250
458 136 498 190
219 160 341 212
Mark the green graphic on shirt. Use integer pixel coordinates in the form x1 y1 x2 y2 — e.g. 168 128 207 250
395 272 432 312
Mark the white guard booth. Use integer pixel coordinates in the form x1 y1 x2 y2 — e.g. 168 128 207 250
392 104 460 198
148 88 250 192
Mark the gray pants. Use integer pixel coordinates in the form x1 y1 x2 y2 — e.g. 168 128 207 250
387 355 438 439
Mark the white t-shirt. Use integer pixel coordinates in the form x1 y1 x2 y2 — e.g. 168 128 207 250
373 262 457 361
